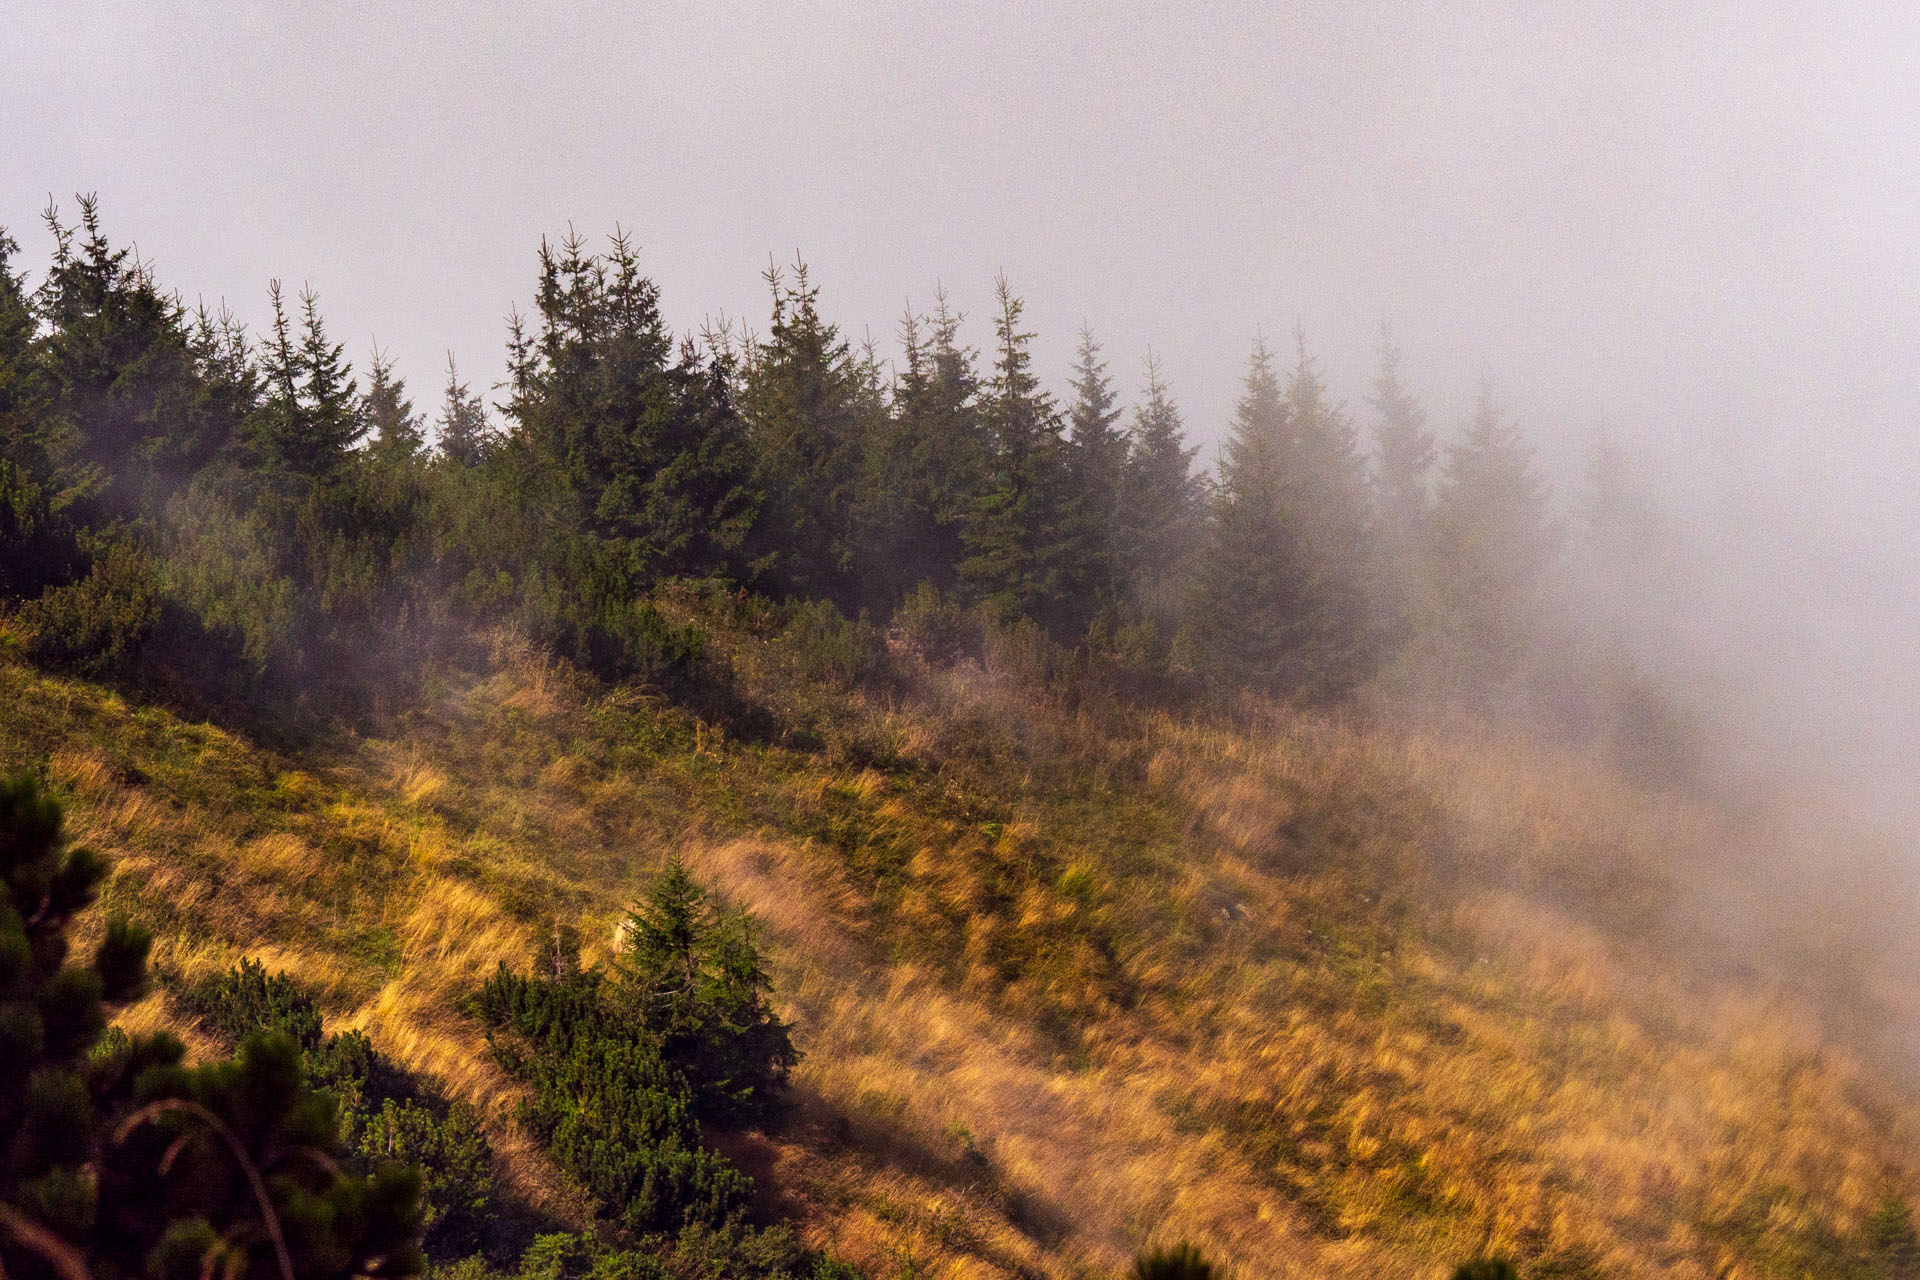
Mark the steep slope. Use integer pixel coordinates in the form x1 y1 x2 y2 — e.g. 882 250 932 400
2 622 1915 1280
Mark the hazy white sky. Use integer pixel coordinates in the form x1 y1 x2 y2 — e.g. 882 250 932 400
8 2 1920 805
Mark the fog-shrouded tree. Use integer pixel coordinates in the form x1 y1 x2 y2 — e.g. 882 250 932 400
1279 331 1379 697
862 289 990 605
1186 338 1318 696
1426 382 1561 689
1365 325 1438 659
1063 323 1128 610
1117 351 1204 627
36 197 239 517
1368 323 1436 554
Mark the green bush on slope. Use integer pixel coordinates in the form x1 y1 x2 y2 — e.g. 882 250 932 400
171 958 496 1258
0 771 425 1280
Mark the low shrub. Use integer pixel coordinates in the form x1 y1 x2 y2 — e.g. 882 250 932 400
170 960 496 1257
17 537 162 676
471 966 752 1236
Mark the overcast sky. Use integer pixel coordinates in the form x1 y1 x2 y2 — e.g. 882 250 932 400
9 2 1920 814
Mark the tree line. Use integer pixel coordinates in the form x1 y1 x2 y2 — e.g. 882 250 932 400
0 198 1563 719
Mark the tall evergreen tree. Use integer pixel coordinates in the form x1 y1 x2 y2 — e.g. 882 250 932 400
1427 382 1561 683
434 354 493 467
363 344 425 464
1064 324 1127 606
737 258 866 603
36 197 236 515
1117 352 1204 622
960 275 1083 633
1280 331 1378 695
253 281 362 477
1368 323 1436 549
1186 339 1319 696
506 228 759 584
0 226 85 600
0 227 53 474
854 291 992 608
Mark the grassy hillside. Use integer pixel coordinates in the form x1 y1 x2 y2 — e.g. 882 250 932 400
3 606 1916 1280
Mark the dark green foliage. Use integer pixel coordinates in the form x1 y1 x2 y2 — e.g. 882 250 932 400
959 277 1089 636
858 293 989 607
471 965 753 1236
1129 1241 1222 1280
1865 1198 1920 1278
179 956 326 1049
469 861 794 1241
1185 336 1379 704
505 229 760 585
0 773 425 1280
254 280 363 477
432 1224 855 1280
0 461 85 603
614 857 798 1125
1451 1260 1519 1280
1 198 1589 739
15 538 163 677
889 582 981 664
0 227 57 477
170 962 496 1258
366 347 428 465
1186 341 1317 698
738 260 867 605
37 198 241 518
1116 354 1203 629
435 355 494 468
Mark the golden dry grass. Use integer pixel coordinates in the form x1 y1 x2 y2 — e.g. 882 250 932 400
4 636 1918 1280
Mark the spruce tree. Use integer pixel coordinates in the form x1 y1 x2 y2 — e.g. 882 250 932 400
863 290 989 604
363 345 425 464
613 856 797 1125
1427 382 1560 685
1279 331 1378 697
253 281 362 477
1186 339 1318 696
1365 325 1437 648
0 227 85 600
1117 352 1204 626
1063 324 1127 609
434 354 493 467
36 198 237 515
960 276 1082 633
0 227 54 477
1367 323 1435 550
737 258 866 604
507 229 758 585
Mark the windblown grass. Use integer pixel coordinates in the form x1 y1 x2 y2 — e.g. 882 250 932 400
4 620 1917 1280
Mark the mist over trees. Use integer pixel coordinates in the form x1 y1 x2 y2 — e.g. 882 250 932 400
0 199 1676 750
